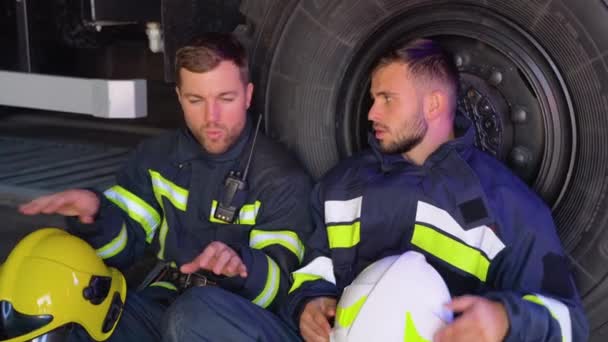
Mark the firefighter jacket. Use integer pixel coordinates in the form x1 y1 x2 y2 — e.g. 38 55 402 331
70 118 313 311
283 116 588 341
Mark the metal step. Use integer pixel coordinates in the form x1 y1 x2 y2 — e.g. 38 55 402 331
0 136 131 206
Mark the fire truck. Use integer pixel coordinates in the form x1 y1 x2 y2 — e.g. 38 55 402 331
1 1 607 339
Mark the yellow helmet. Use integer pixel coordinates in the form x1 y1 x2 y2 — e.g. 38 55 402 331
0 228 127 341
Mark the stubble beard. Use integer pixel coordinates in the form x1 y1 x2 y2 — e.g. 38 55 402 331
197 123 239 154
379 114 428 155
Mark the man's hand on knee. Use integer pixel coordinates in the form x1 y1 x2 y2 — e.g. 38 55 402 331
299 297 337 342
433 295 509 342
180 241 248 278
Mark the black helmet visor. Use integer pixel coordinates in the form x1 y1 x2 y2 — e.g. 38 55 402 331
0 300 53 340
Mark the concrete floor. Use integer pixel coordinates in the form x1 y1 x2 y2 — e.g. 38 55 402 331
0 204 66 262
0 109 167 284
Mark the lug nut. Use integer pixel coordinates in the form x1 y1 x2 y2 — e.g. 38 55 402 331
483 118 495 130
455 55 464 68
510 146 531 168
478 99 493 116
511 107 528 124
489 70 503 86
454 53 470 68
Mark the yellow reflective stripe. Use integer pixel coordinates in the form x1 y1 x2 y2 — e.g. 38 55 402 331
149 170 188 211
327 222 360 248
289 273 322 294
149 281 178 291
104 185 160 243
148 170 188 260
239 201 261 225
250 230 305 263
252 256 280 308
405 311 429 342
289 257 336 293
523 294 572 342
415 201 505 259
336 295 367 328
96 224 128 259
209 200 260 225
412 224 490 281
156 219 169 260
523 295 550 314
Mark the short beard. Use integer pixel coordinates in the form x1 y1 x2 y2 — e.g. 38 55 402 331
196 123 240 154
379 115 427 154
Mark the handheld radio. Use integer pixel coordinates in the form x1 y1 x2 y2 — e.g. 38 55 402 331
213 115 262 223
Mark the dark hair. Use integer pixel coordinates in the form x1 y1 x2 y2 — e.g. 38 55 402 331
174 32 249 86
373 39 460 108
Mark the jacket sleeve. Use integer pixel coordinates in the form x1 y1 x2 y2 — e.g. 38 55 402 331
217 170 315 311
280 183 340 330
483 188 588 342
68 145 163 271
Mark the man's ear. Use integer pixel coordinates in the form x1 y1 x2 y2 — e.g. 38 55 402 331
246 82 254 109
424 90 445 121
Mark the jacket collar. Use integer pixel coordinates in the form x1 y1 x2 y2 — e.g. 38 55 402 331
369 113 475 172
172 117 252 165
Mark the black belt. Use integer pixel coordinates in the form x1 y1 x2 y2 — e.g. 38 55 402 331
138 262 217 292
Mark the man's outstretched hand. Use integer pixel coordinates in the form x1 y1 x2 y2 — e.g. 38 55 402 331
19 189 100 224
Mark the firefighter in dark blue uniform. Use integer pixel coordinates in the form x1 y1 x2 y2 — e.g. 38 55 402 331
20 32 311 341
283 39 588 342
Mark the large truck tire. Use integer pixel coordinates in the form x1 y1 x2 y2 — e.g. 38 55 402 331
241 0 608 339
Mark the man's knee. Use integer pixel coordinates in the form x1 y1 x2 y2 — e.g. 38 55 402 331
170 286 224 314
162 287 229 341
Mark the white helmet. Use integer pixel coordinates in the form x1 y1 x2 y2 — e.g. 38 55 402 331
331 251 453 342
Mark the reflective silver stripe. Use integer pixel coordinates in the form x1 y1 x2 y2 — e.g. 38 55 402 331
239 201 261 225
324 197 363 224
149 170 188 211
250 230 305 263
524 294 572 342
96 224 128 259
415 201 505 259
252 256 280 308
148 170 188 260
292 256 336 285
103 185 160 242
